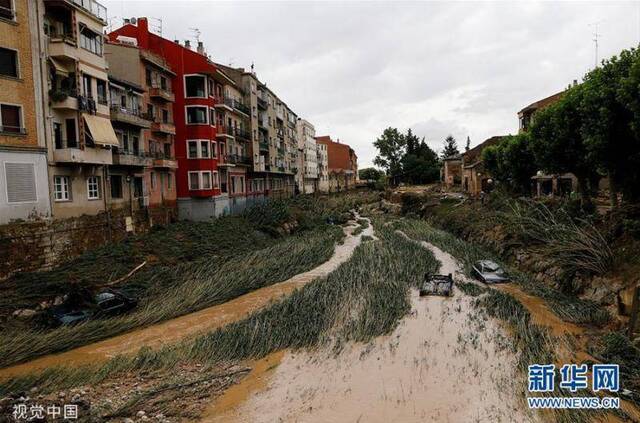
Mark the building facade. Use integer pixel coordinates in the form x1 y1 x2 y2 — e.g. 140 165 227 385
317 142 329 192
296 118 317 194
0 0 51 224
315 135 357 192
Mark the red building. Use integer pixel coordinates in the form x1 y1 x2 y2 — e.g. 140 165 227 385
316 136 358 192
109 19 235 219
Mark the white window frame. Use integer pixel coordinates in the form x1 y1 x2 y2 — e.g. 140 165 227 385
185 105 208 125
188 171 200 190
188 170 216 191
86 176 100 200
210 141 217 158
201 171 212 190
54 175 71 202
0 46 19 78
0 102 24 134
183 74 207 98
187 140 199 159
200 140 210 158
209 107 216 127
212 171 219 188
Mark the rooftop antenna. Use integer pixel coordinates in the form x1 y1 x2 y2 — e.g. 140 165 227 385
190 27 201 43
589 20 604 68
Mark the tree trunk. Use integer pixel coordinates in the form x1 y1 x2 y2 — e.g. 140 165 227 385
608 169 619 208
577 177 593 209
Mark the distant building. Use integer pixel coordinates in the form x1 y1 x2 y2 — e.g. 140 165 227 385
315 136 358 192
0 0 51 223
518 91 564 133
442 154 462 188
296 119 318 194
317 142 329 192
461 136 506 197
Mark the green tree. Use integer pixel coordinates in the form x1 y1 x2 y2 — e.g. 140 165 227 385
482 134 537 195
402 137 440 184
529 86 599 206
581 48 640 205
441 135 459 159
359 167 383 181
373 127 406 186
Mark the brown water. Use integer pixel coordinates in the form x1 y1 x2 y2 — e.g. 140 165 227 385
0 215 374 381
201 238 535 423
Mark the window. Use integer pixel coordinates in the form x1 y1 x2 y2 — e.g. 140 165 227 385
162 109 169 123
65 119 77 147
187 140 198 158
80 25 103 56
54 176 70 201
147 104 154 119
5 163 36 203
186 106 207 124
211 141 217 158
96 79 107 104
202 172 212 190
0 0 14 20
133 177 143 197
82 74 92 98
150 172 156 190
167 172 172 190
212 171 219 188
209 108 215 126
0 47 18 77
145 68 152 86
87 176 100 200
200 140 209 158
160 76 167 90
188 172 200 190
185 75 206 97
54 122 62 149
0 104 22 134
110 175 123 199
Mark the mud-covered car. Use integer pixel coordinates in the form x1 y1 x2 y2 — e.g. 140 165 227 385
45 289 137 327
419 273 454 297
472 260 509 284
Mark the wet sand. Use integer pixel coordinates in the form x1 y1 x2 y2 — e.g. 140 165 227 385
0 215 374 381
201 237 535 423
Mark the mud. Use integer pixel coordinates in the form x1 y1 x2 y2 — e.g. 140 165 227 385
0 215 374 381
201 234 535 423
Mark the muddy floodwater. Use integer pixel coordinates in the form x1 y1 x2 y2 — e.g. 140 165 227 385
0 215 374 381
201 240 536 423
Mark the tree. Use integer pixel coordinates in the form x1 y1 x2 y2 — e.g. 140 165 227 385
482 134 537 195
441 135 459 159
373 127 406 186
529 85 599 206
401 137 440 184
465 136 471 152
405 128 419 155
581 47 640 205
359 167 383 181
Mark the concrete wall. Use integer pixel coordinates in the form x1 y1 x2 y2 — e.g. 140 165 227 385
177 195 230 221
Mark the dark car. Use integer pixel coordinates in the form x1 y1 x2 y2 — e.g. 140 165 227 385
420 273 454 297
46 289 137 327
472 260 510 284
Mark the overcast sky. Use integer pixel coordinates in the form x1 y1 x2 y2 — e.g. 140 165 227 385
104 1 640 168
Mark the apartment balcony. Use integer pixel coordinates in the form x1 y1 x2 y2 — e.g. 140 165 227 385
151 119 176 135
48 37 79 61
259 141 269 152
149 86 175 103
150 151 178 169
61 0 107 23
53 147 112 165
112 151 153 167
258 119 268 130
225 154 252 166
234 127 252 142
110 105 151 128
216 125 234 138
257 97 267 110
215 97 250 116
50 89 78 110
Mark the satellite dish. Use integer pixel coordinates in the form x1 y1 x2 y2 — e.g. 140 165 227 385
130 17 137 25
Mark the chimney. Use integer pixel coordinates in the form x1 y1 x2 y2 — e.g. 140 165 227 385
184 40 191 50
137 18 149 49
197 41 205 55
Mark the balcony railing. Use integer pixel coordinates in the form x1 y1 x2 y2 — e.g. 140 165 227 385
216 97 250 116
259 141 269 151
257 97 267 110
234 127 252 141
71 0 107 22
216 125 234 137
110 104 151 128
149 84 175 102
225 154 252 166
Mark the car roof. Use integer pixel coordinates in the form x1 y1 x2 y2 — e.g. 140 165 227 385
95 292 116 302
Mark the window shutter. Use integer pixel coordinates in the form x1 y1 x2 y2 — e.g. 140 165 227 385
5 162 37 203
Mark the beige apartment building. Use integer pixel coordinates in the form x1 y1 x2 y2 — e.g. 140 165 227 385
317 142 329 192
215 65 298 199
37 0 119 218
0 0 51 223
105 40 178 219
296 118 318 194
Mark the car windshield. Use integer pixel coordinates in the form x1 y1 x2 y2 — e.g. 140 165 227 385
482 262 501 272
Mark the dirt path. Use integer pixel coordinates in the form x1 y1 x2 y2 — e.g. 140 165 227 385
0 214 374 381
201 234 535 422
